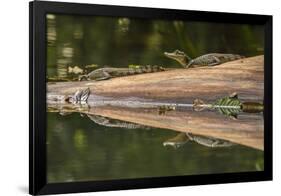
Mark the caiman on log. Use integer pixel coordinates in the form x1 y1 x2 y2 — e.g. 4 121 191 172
78 65 165 81
164 49 244 68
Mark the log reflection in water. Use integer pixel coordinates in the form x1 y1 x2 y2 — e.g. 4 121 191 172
47 103 263 151
86 106 263 151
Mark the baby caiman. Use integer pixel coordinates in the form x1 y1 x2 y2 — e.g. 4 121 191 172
164 49 244 68
79 65 165 81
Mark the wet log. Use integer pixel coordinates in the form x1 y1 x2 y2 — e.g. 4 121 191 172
48 55 264 103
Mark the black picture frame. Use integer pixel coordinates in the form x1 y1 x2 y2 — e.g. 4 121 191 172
29 1 273 195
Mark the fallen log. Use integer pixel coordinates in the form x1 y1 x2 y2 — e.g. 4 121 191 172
47 55 264 150
48 55 264 102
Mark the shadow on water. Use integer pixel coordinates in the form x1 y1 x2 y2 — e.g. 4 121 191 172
46 14 264 183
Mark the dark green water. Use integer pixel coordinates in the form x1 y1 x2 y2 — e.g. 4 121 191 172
46 14 264 183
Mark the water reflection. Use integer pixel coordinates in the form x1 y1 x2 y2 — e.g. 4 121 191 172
46 14 56 46
48 100 264 151
163 132 235 149
47 111 263 183
117 18 130 33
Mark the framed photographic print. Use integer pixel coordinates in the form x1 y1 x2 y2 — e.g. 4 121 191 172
29 1 272 195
